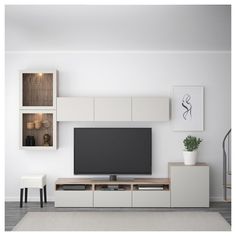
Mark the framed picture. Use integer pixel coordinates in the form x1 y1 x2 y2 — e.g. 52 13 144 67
172 86 204 131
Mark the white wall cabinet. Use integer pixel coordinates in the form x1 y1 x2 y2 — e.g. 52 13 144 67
19 70 57 150
57 97 94 121
95 97 131 121
19 70 57 110
56 96 169 122
169 163 209 207
20 110 57 150
132 97 169 121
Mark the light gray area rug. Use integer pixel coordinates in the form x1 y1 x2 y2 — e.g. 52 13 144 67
13 211 231 231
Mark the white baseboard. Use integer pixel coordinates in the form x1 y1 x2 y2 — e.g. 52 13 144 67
5 196 55 202
6 196 224 202
210 196 225 202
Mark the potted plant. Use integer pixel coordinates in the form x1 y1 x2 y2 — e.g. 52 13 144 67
183 136 202 165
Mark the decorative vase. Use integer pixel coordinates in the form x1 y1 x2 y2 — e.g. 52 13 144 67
34 120 42 129
26 122 34 129
43 134 50 146
183 150 197 165
25 136 35 146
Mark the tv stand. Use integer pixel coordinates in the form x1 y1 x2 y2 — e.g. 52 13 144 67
54 163 209 208
55 178 170 207
109 175 117 181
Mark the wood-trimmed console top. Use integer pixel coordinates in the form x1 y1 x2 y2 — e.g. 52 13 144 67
55 178 170 191
55 177 170 185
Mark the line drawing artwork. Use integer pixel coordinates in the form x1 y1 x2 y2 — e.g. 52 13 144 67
182 94 192 120
173 86 203 131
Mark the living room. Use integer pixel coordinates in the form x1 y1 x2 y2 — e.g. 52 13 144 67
3 1 232 232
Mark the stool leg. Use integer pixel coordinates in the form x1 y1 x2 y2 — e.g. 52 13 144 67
40 188 43 208
25 188 28 203
20 188 24 208
43 185 47 203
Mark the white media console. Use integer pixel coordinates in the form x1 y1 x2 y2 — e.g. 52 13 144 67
55 163 209 208
55 178 170 208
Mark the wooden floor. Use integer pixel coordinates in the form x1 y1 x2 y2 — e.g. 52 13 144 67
5 201 231 231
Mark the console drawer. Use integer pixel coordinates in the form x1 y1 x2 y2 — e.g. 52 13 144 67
94 191 132 207
133 190 170 207
55 191 93 207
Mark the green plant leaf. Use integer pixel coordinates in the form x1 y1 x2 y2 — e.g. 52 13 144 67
183 135 202 152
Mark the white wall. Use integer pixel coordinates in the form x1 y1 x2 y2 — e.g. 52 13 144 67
6 5 231 51
5 51 231 201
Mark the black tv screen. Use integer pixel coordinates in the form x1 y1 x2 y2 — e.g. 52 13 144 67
74 128 152 175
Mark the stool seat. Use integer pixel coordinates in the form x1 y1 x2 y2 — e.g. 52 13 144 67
21 175 46 188
20 174 47 208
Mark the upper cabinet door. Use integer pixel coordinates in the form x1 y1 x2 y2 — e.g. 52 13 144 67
132 97 169 121
20 70 57 110
57 97 94 121
95 97 131 121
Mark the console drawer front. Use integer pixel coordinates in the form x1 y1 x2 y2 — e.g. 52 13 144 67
133 191 170 207
55 191 93 207
94 191 132 207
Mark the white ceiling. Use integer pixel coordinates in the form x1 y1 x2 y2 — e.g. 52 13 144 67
5 5 231 51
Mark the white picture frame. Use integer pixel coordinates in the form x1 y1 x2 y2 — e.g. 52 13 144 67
172 86 204 131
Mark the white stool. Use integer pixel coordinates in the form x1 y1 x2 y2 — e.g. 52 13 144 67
20 175 47 208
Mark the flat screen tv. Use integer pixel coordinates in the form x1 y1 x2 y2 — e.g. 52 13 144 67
74 128 152 179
